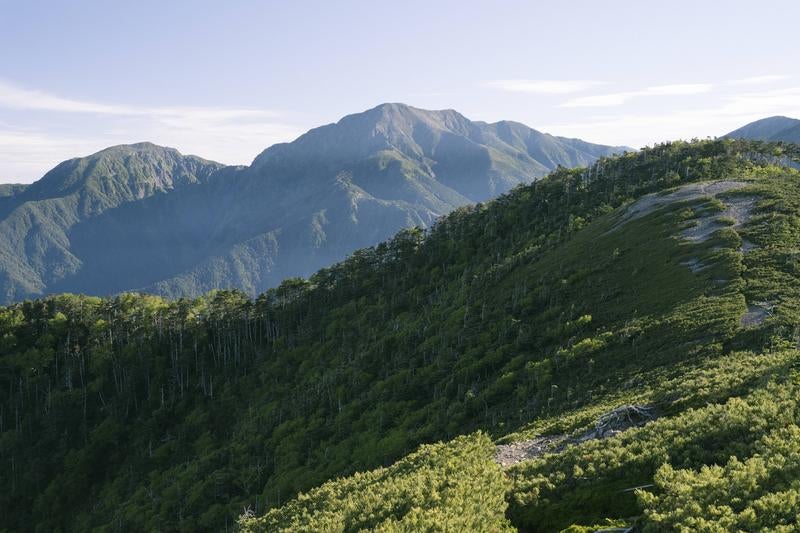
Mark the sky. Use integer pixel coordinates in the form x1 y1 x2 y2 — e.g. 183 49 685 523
1 0 799 182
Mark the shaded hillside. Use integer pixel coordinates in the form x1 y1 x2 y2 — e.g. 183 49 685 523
0 183 27 198
0 143 224 303
725 115 800 143
774 122 800 143
3 139 800 531
0 104 625 303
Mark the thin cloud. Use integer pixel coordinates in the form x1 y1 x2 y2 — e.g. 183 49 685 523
719 86 800 116
0 128 114 182
541 86 800 148
729 75 789 85
643 84 714 95
0 79 281 122
561 83 713 108
0 80 304 181
0 80 123 114
560 93 630 107
484 79 604 94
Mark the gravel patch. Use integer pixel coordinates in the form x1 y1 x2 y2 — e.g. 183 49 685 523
495 405 656 467
494 435 564 467
680 194 757 242
740 238 757 253
614 181 749 230
741 303 773 327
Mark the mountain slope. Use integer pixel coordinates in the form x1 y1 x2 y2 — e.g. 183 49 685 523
0 104 625 304
0 183 27 198
249 103 625 204
776 122 800 143
0 143 225 302
725 115 800 142
3 138 800 531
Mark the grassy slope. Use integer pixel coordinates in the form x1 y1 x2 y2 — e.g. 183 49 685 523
241 433 513 532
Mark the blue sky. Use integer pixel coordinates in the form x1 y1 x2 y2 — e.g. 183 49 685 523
1 0 799 182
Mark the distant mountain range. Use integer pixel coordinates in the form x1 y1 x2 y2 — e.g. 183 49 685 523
725 115 800 143
0 103 629 303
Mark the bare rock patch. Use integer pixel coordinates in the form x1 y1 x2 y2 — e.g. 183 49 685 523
614 181 749 230
494 435 564 468
495 404 656 467
741 302 774 327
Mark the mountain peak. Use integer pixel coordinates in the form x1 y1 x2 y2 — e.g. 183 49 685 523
251 103 474 168
23 142 224 204
251 103 623 174
91 141 187 159
365 102 465 121
747 115 795 124
102 141 173 151
333 102 473 138
341 102 474 144
725 116 800 142
368 101 416 113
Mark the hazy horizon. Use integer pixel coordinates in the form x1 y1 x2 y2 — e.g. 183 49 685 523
1 0 799 182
